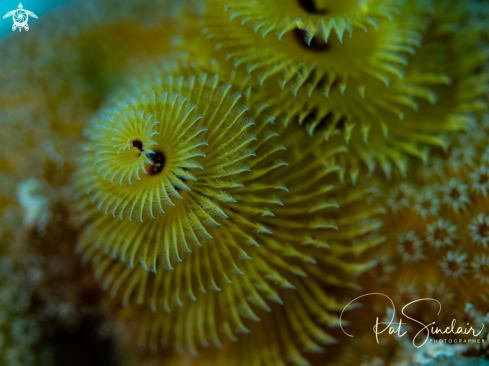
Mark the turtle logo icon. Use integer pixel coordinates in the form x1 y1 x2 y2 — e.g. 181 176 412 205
3 3 38 32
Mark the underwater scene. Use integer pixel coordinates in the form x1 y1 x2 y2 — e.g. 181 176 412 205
1 0 489 365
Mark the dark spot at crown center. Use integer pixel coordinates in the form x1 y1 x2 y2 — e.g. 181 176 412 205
147 151 165 175
131 140 144 152
297 0 328 14
293 29 330 52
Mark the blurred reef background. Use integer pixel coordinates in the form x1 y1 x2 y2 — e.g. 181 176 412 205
1 0 489 365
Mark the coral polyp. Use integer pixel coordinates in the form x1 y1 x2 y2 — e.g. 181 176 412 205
469 213 489 248
471 254 489 285
396 230 424 262
426 218 457 248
